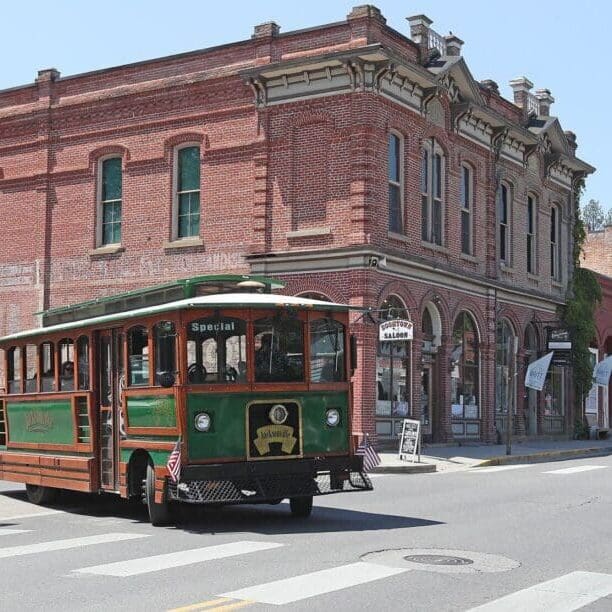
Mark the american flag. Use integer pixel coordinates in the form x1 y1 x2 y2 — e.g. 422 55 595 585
355 435 381 472
167 438 182 483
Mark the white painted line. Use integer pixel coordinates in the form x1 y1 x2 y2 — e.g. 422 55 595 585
0 529 30 536
0 509 61 521
221 561 408 605
0 532 148 559
544 465 607 475
74 541 283 577
470 465 530 473
467 571 612 612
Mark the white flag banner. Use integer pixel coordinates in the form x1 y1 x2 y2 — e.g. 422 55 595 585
525 352 554 391
593 355 612 387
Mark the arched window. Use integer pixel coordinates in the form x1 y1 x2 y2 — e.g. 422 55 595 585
154 321 176 387
376 295 411 437
98 157 122 246
495 319 516 428
451 312 480 420
128 326 150 386
187 316 248 384
421 141 444 245
498 182 512 264
174 145 201 240
310 319 345 383
388 133 403 233
298 292 332 302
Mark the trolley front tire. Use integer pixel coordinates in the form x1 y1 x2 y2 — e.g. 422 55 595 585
25 484 57 505
289 495 313 518
145 463 173 526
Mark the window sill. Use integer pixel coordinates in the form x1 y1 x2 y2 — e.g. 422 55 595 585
460 253 478 263
552 279 564 289
388 231 409 244
499 263 514 273
287 227 331 239
527 273 540 282
420 241 449 255
163 238 204 250
89 245 124 257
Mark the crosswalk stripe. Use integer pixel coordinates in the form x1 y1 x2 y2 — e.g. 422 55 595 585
544 465 607 475
221 561 408 605
470 465 529 473
0 529 30 536
467 571 612 611
0 532 148 559
75 541 283 577
0 510 61 521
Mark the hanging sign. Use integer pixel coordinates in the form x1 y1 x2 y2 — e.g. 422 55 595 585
525 351 554 391
398 418 421 462
547 328 572 350
594 355 612 386
379 319 413 342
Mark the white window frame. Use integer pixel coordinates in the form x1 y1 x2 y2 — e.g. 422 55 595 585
526 194 537 275
96 155 123 247
460 164 473 255
388 132 404 234
421 140 445 246
172 143 201 241
498 182 512 265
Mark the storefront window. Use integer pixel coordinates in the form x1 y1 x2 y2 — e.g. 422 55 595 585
376 296 411 436
495 319 516 433
450 312 480 420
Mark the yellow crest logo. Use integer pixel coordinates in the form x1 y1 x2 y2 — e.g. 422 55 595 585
253 424 297 455
25 410 54 433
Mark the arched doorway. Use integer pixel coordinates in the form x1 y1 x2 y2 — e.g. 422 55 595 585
375 295 411 440
495 318 516 438
451 311 481 439
421 303 442 440
524 323 539 436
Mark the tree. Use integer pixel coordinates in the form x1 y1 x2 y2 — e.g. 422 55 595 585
605 207 612 227
582 199 604 231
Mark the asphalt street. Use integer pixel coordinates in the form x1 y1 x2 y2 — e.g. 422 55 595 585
1 454 611 611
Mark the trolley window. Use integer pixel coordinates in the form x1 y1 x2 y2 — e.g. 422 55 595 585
59 338 75 391
310 319 346 382
40 342 55 392
253 317 304 383
77 335 90 390
128 326 150 386
154 321 176 387
25 344 37 393
7 346 21 394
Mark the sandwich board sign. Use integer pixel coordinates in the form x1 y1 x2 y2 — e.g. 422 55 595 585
399 418 421 462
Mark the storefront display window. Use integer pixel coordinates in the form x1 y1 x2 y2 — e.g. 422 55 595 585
495 318 516 434
450 312 479 420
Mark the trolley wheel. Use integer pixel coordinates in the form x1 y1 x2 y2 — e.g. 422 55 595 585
144 462 173 526
25 484 57 505
289 495 313 518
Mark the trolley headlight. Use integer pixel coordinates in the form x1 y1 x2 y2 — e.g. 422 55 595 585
194 412 212 432
326 408 341 427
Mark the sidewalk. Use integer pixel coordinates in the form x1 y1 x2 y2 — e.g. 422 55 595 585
372 438 612 474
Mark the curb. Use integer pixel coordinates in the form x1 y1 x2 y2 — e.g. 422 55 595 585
474 446 612 467
370 463 436 475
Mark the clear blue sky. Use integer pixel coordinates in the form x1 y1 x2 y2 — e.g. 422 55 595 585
1 1 607 208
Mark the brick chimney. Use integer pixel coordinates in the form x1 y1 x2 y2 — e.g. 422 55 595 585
252 22 280 39
347 4 386 24
534 88 554 117
509 77 533 109
444 34 463 56
35 68 60 101
407 14 433 59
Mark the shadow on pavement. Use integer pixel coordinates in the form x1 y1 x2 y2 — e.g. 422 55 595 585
1 487 443 534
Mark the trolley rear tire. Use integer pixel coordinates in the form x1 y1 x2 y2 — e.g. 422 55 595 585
144 462 173 526
25 484 57 505
289 495 313 518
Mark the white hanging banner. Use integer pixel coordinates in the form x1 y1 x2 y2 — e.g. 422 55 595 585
594 355 612 387
525 351 554 391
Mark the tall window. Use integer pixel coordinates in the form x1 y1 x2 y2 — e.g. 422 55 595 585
527 195 536 274
495 319 516 431
421 143 444 245
451 312 480 420
388 133 403 233
550 205 560 280
460 165 472 254
498 183 511 264
128 326 150 387
100 157 122 245
175 146 201 239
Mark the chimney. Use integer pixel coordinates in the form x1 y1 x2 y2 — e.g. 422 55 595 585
480 79 499 95
509 76 534 109
444 34 463 56
407 14 433 59
534 88 554 117
564 130 577 156
252 22 280 39
35 68 60 102
347 5 386 24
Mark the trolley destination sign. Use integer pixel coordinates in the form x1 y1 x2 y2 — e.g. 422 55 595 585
379 319 413 342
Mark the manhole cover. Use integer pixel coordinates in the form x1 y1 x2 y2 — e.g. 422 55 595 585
361 548 520 575
404 554 474 566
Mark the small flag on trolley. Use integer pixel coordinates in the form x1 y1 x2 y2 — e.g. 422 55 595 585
167 438 182 483
355 435 381 472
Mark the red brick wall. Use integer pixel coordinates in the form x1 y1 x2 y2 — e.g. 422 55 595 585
583 228 612 277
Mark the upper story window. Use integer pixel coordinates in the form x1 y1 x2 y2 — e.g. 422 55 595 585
550 205 561 280
498 183 511 264
99 157 122 246
174 146 201 239
527 195 537 274
388 133 403 233
421 143 444 245
460 165 473 255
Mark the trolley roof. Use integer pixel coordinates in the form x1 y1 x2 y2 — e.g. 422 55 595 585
0 292 352 344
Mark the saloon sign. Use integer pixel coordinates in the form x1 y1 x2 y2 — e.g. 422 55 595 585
379 319 413 342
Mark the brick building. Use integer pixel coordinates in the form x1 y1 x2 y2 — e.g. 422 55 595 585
0 6 594 442
583 226 612 277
